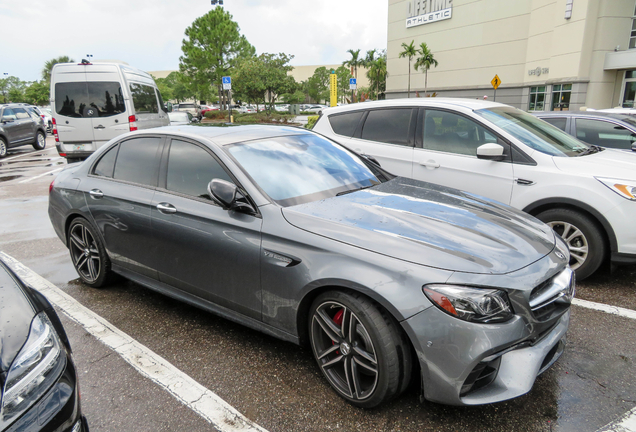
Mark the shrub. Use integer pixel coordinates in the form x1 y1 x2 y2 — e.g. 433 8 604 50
306 116 319 129
204 110 229 120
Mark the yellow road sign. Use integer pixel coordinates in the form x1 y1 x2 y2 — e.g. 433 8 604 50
330 73 338 107
491 74 501 90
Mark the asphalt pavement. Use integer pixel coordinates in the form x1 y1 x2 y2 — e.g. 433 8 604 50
1 137 635 432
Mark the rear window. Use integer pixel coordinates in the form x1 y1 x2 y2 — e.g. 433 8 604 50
328 111 364 137
542 117 567 131
130 83 159 114
55 82 125 118
113 137 162 186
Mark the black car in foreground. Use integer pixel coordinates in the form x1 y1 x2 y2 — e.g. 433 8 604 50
0 258 87 431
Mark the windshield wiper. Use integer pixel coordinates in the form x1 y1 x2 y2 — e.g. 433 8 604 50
577 144 604 156
336 184 376 196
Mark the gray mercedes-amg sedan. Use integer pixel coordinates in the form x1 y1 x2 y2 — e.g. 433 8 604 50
48 125 573 408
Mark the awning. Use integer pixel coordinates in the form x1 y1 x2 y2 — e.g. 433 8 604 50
604 50 636 70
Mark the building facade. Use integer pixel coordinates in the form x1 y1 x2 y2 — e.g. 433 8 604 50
386 0 636 111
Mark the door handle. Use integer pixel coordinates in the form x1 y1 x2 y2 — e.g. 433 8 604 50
89 189 104 198
94 125 105 129
156 203 177 214
419 160 440 169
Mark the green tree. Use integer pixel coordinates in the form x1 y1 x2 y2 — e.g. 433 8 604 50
233 53 297 111
343 49 362 81
335 66 353 103
165 71 193 102
24 81 50 106
153 77 174 102
307 67 330 104
1 76 26 103
366 51 388 100
414 42 438 97
399 40 417 98
179 7 255 107
362 49 377 68
42 56 74 83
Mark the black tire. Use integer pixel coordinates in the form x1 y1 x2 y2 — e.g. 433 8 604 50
32 131 46 150
0 137 6 158
308 291 412 408
536 208 606 280
67 218 113 288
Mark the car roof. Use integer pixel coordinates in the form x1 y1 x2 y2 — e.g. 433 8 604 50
320 98 510 115
532 111 635 121
147 124 312 146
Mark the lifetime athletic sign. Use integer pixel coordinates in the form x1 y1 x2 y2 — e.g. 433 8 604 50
406 0 453 28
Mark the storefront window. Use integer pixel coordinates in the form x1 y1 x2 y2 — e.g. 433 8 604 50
622 70 636 108
630 5 636 49
552 84 572 111
529 86 547 111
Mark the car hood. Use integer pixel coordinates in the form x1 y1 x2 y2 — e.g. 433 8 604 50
553 148 636 179
282 178 555 274
0 264 36 373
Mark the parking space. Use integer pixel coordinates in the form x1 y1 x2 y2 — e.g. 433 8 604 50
1 139 635 431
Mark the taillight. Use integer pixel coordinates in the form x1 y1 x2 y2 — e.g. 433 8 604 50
49 179 55 193
52 118 59 142
129 115 138 131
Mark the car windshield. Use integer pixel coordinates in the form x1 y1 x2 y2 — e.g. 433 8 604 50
619 116 636 128
226 134 382 206
475 107 590 157
180 103 194 109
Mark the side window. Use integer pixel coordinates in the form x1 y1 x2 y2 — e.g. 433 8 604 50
87 82 126 117
328 111 364 137
155 89 166 113
422 110 498 156
93 145 119 178
1 108 17 121
166 140 232 200
113 137 162 186
129 83 159 114
542 117 567 131
360 109 412 146
55 82 125 118
13 108 30 119
575 118 636 149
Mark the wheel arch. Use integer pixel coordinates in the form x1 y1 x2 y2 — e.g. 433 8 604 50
523 198 616 253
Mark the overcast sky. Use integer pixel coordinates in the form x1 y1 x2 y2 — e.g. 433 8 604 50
2 0 388 82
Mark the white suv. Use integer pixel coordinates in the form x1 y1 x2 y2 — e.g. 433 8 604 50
313 99 636 279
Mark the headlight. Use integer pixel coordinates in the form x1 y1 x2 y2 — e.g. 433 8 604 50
596 177 636 201
423 285 513 323
1 312 66 422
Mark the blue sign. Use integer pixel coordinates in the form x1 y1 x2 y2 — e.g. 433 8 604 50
349 78 356 85
222 76 232 90
222 76 231 84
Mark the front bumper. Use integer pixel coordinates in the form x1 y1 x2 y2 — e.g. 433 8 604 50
403 305 570 406
4 351 88 432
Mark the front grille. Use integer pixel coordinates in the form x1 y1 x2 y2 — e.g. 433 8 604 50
529 268 575 320
460 357 501 396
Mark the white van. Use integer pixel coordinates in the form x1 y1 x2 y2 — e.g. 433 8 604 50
50 61 170 161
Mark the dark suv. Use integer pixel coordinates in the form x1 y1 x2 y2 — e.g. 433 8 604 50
0 103 47 158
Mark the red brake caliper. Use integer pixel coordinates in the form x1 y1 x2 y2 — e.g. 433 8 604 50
332 309 344 354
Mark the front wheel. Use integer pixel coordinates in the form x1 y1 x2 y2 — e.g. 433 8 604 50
309 291 412 408
0 137 7 158
68 218 113 288
32 131 46 150
536 208 606 280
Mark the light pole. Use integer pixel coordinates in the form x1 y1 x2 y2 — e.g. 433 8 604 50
2 73 7 103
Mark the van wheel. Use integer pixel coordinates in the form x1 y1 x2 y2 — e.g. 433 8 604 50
536 208 605 280
0 137 7 158
32 131 46 150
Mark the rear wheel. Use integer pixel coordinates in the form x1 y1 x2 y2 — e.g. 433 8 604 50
32 131 46 150
68 218 113 288
309 291 411 408
0 137 6 158
536 208 605 280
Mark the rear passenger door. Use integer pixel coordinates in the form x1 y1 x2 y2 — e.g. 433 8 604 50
412 109 515 205
329 108 416 177
12 108 35 143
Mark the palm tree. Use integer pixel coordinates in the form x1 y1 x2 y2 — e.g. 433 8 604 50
366 51 388 100
398 41 417 98
362 49 377 68
343 49 362 81
414 42 439 97
42 56 75 83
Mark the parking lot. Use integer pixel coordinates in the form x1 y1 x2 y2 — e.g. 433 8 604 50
1 137 635 432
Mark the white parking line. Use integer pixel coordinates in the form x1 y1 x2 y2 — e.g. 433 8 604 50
1 147 55 162
597 407 636 432
18 167 65 184
0 252 269 432
573 298 636 320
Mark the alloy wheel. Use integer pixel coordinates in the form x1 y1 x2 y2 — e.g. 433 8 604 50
37 133 45 149
0 139 6 157
310 301 379 400
547 220 588 270
69 223 101 283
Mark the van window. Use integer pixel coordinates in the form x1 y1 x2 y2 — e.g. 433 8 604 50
156 89 166 113
55 82 125 118
129 83 159 114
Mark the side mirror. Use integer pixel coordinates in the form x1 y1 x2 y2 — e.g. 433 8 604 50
207 179 254 213
476 143 505 161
